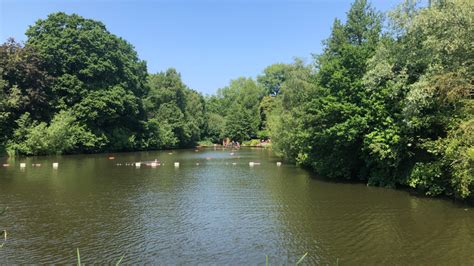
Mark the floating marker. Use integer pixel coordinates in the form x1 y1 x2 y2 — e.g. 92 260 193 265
232 162 237 165
2 164 9 167
151 162 158 168
168 152 173 155
20 163 26 168
174 162 180 167
249 162 255 167
52 162 59 169
135 162 141 168
276 162 282 166
108 156 115 160
196 163 200 166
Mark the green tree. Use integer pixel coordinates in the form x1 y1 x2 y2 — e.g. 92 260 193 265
25 12 148 151
144 68 205 148
210 77 264 142
298 0 382 179
7 111 102 156
0 39 53 152
257 62 302 96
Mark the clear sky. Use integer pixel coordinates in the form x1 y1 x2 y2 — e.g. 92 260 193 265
1 0 399 94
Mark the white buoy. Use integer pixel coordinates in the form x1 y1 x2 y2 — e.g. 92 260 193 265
52 162 59 169
232 162 237 165
276 162 282 166
174 162 180 167
151 162 158 168
196 162 200 166
20 163 26 168
135 162 141 168
249 162 255 167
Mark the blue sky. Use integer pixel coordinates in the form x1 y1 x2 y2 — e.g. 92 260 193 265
1 0 399 94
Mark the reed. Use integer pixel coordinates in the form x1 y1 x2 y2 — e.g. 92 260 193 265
0 207 7 248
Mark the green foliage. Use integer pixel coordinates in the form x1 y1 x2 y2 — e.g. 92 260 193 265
1 1 472 201
257 62 304 96
25 12 147 98
144 68 205 148
407 162 447 196
23 12 148 152
197 139 214 146
206 77 264 142
205 113 225 143
224 104 256 142
1 13 206 154
7 111 102 155
0 40 53 150
268 0 474 199
242 139 261 147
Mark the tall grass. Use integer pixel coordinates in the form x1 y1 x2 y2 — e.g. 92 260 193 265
0 207 7 248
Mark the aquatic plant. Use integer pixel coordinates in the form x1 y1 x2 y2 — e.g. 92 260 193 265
0 207 7 248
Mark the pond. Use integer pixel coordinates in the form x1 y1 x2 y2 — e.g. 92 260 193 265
0 148 473 264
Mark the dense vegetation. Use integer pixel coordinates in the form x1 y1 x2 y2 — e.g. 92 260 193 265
0 13 204 155
1 0 472 199
268 0 473 199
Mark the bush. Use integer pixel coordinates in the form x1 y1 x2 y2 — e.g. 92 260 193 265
7 111 103 155
242 139 261 146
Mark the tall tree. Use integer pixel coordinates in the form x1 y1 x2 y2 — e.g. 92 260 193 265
23 12 149 151
144 68 205 148
302 0 383 179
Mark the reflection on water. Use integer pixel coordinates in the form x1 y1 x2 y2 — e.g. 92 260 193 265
0 148 473 264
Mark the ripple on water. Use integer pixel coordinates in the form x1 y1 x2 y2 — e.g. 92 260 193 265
0 148 473 264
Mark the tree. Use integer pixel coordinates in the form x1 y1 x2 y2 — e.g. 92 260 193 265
26 12 148 98
23 12 149 151
6 111 101 156
299 0 382 179
257 62 301 96
208 77 264 142
144 68 205 148
0 39 52 152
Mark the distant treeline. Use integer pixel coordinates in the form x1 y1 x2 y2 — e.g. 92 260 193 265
1 0 472 199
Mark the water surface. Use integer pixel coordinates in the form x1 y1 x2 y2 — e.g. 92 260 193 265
0 148 473 264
